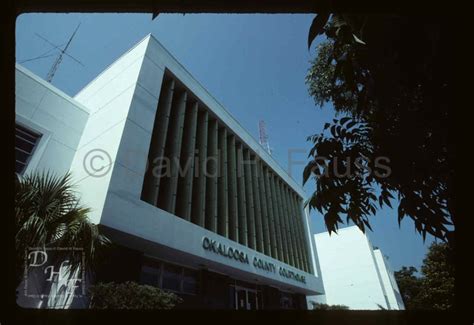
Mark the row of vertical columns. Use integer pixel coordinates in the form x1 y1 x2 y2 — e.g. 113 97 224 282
250 156 264 253
236 144 248 246
141 79 175 206
296 196 311 273
158 90 187 214
141 76 313 272
268 173 284 262
243 150 256 250
289 191 305 272
227 135 239 242
175 101 198 221
285 185 302 270
217 128 228 237
263 168 278 259
274 178 290 265
205 119 218 232
257 161 271 256
290 192 310 272
191 110 208 227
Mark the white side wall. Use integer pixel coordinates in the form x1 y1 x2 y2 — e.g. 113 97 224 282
310 226 390 310
68 35 158 224
373 249 405 310
15 65 90 309
304 208 325 308
304 206 322 278
15 64 89 177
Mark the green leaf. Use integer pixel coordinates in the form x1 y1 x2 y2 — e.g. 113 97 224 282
303 161 317 185
340 117 351 125
398 198 405 227
346 121 357 129
308 145 318 158
353 33 366 45
363 219 373 231
382 195 392 208
369 204 377 215
308 13 330 50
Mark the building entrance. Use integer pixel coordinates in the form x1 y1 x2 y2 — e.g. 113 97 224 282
234 286 259 310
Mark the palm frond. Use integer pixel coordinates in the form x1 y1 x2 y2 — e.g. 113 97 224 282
15 171 111 288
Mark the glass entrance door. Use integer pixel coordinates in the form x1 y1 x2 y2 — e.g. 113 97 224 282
247 290 258 310
234 286 259 310
236 288 247 310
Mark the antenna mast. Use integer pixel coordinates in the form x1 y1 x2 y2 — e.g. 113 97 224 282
259 120 272 155
45 23 82 83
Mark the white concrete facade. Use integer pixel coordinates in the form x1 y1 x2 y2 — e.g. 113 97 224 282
15 64 90 177
307 226 405 310
373 249 405 310
15 65 91 309
68 34 322 294
15 34 324 305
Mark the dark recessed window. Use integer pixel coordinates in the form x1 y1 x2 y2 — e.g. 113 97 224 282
182 268 198 294
140 258 199 295
280 292 294 309
162 264 181 292
15 124 41 174
139 264 161 287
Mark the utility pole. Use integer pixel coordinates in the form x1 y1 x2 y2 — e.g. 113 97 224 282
33 23 83 83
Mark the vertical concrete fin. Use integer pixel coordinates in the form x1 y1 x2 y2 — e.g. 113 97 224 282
244 149 256 250
275 179 291 265
205 118 219 232
141 78 174 206
257 160 271 256
160 90 187 214
263 167 278 258
289 191 304 271
269 173 284 262
192 109 208 227
282 184 297 268
175 100 198 221
251 155 264 253
227 134 239 241
292 194 309 272
217 127 229 237
297 196 312 273
236 143 248 246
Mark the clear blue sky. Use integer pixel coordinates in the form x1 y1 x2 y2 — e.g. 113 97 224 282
15 13 436 271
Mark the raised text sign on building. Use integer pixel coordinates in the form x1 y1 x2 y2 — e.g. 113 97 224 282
202 236 306 284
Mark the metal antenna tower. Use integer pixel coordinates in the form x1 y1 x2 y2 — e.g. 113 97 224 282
258 120 272 155
34 23 83 83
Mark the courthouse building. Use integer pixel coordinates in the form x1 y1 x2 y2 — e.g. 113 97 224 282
15 34 324 309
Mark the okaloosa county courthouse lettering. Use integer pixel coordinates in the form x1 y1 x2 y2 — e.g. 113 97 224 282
202 236 306 284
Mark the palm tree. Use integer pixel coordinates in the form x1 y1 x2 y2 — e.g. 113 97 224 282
15 171 110 290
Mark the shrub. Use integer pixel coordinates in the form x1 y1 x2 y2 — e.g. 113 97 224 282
312 302 349 310
89 281 182 309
